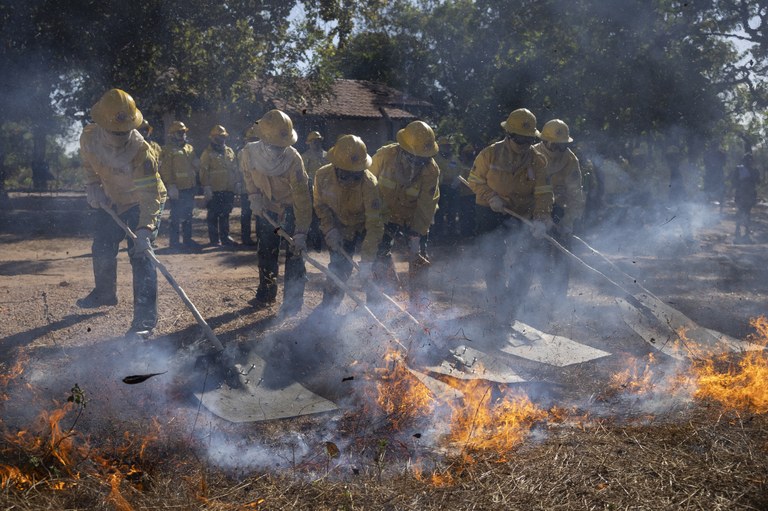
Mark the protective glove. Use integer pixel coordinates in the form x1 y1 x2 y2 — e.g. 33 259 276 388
358 261 373 280
488 195 506 213
324 227 342 251
133 228 153 254
203 186 213 202
531 220 548 239
292 232 307 253
248 194 266 214
408 235 421 256
168 184 179 200
86 183 109 209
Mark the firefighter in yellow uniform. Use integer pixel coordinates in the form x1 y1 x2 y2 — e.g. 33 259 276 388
77 88 167 337
468 108 552 316
160 121 200 251
200 125 239 247
241 109 312 316
313 135 384 310
369 120 440 307
533 119 584 298
301 131 328 252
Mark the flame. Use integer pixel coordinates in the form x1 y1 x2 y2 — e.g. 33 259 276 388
108 472 135 511
43 405 76 470
607 353 658 396
691 317 768 414
373 350 434 430
445 383 546 459
0 350 28 401
0 464 35 490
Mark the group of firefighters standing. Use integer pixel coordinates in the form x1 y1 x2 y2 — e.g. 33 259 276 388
77 88 586 338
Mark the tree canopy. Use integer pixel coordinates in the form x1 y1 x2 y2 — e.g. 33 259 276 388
1 0 768 189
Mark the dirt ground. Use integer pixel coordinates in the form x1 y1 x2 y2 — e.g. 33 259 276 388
1 196 767 509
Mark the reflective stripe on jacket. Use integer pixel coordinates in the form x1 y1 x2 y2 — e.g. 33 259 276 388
533 142 585 229
368 144 440 236
241 143 312 233
160 143 198 190
200 145 238 192
313 164 384 260
80 124 166 231
467 139 552 220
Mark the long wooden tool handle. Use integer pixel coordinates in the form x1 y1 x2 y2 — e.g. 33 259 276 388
455 177 665 322
102 206 225 352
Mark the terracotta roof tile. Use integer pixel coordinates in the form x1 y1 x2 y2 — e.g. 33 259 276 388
260 79 432 119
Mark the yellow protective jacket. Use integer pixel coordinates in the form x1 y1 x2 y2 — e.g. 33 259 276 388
533 143 585 229
368 144 440 236
80 124 166 231
200 144 238 192
313 164 385 261
468 139 552 220
240 142 312 233
301 147 328 181
160 143 198 190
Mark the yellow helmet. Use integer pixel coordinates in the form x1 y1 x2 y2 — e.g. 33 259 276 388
91 88 143 131
209 125 228 138
396 120 438 157
256 109 297 147
169 121 189 134
327 135 372 172
501 108 540 137
437 135 454 146
245 123 259 140
540 119 573 143
306 131 323 143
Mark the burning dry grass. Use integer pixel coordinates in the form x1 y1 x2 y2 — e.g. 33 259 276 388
1 408 766 510
2 320 768 509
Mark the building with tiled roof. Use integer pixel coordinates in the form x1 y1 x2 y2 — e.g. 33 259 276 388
264 78 434 153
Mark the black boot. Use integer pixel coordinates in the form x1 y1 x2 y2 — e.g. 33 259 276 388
76 257 117 308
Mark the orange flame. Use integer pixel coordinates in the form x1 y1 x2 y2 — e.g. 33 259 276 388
373 350 434 430
0 464 35 490
692 317 768 413
607 353 658 396
108 472 135 511
445 383 546 459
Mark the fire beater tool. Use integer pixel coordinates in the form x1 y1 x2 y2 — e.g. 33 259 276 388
101 206 259 383
259 211 409 354
456 176 745 357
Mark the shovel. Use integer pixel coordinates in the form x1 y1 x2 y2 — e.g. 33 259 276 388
456 176 740 357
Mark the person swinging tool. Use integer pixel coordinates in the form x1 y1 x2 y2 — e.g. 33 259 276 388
76 88 167 338
467 108 552 320
313 135 385 310
368 120 440 310
240 109 312 317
